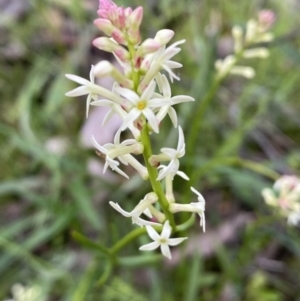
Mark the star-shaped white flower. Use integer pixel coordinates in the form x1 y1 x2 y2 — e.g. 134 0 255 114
155 73 194 127
191 187 206 232
153 39 185 82
139 220 187 259
139 39 185 93
115 81 171 133
66 66 123 118
65 66 98 118
91 133 143 179
156 126 185 181
109 192 161 227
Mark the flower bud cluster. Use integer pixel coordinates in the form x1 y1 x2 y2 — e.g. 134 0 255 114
262 175 300 226
65 0 205 259
215 10 275 79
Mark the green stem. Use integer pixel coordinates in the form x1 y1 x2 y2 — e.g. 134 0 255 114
110 227 147 255
96 260 112 287
141 126 176 230
175 214 195 232
71 231 110 255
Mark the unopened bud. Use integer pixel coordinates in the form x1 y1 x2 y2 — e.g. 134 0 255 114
93 60 114 77
258 10 276 30
232 26 243 53
94 19 126 44
245 19 257 44
154 29 174 46
94 18 114 35
136 39 161 57
229 66 255 78
129 6 143 30
93 37 130 61
94 61 133 88
127 28 141 45
243 48 269 59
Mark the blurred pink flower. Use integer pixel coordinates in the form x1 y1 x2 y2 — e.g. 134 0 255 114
258 10 276 29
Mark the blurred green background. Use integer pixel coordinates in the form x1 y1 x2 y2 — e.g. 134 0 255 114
1 0 300 300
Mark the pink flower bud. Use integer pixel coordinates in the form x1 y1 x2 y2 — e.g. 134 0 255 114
258 10 276 29
111 30 126 45
129 6 143 29
94 19 115 35
124 7 132 19
99 0 117 11
97 0 117 18
93 37 129 61
136 39 160 57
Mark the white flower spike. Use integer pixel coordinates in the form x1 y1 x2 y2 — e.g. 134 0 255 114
139 220 187 259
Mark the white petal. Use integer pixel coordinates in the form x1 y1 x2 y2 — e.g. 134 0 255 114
115 86 139 104
145 225 160 241
148 98 172 108
102 109 115 126
121 139 138 146
161 74 171 98
176 170 190 180
156 106 169 123
65 74 90 86
91 136 107 154
162 62 181 81
177 126 185 151
143 108 159 133
112 164 129 179
133 217 161 227
167 237 188 246
121 108 141 131
90 65 95 83
139 241 160 251
191 187 205 203
161 148 177 159
171 95 194 105
86 94 92 118
155 73 164 93
168 107 178 127
161 220 172 239
141 81 156 101
109 201 131 217
157 163 174 181
91 99 114 107
65 86 89 97
160 243 171 259
162 47 181 62
165 61 183 69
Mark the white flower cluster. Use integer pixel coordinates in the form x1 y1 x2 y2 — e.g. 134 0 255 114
262 175 300 226
215 10 275 79
65 0 205 259
4 283 42 301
